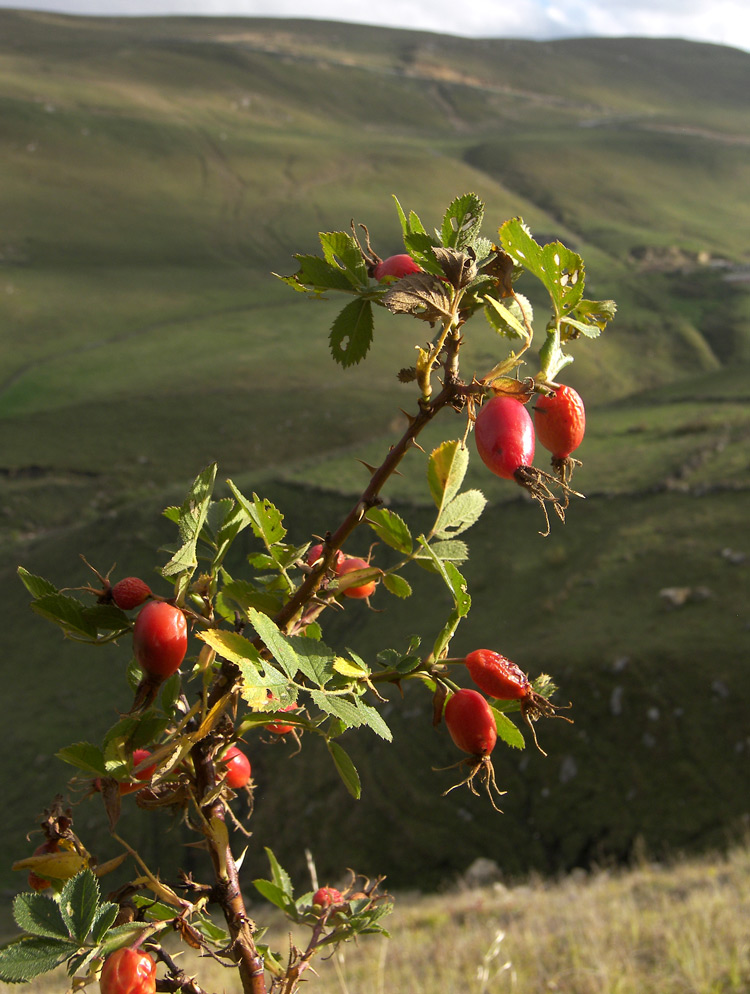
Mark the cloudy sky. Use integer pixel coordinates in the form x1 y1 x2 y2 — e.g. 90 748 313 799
1 0 749 52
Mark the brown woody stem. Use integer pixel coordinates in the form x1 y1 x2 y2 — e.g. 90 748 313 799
272 338 476 635
193 742 266 994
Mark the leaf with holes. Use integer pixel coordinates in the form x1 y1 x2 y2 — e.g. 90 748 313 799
329 298 374 367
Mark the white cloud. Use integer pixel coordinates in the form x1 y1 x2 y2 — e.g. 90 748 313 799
2 0 749 51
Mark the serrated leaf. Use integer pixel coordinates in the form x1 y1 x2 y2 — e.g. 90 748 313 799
560 316 601 339
98 923 154 956
434 489 487 539
264 848 293 898
12 894 69 941
288 253 355 291
253 880 293 913
432 246 477 288
441 193 485 250
17 567 57 599
490 706 526 750
333 656 368 678
197 629 263 667
328 741 361 799
414 540 469 566
499 219 584 318
90 903 119 944
319 231 368 286
427 439 469 511
286 635 336 687
56 743 107 777
161 464 217 579
417 540 471 616
308 692 391 740
248 494 286 548
483 294 531 340
82 603 131 635
0 936 77 982
30 594 97 639
60 870 99 944
382 273 452 322
403 231 442 272
365 508 413 554
220 579 282 618
329 297 374 367
246 608 299 679
383 573 412 599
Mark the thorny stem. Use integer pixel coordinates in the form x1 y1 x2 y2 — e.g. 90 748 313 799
192 741 266 994
271 334 480 636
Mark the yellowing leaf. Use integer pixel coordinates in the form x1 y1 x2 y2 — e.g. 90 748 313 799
13 852 87 881
333 657 367 678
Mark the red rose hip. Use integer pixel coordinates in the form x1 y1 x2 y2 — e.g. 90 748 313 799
133 601 187 680
465 649 530 702
336 556 377 600
534 385 585 459
222 745 252 789
474 396 535 480
313 885 343 908
99 947 156 994
373 253 422 281
111 577 151 611
444 689 497 757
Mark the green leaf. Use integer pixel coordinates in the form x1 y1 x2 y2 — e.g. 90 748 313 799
82 603 131 636
56 743 107 777
499 219 584 318
248 495 287 548
0 936 77 982
12 894 69 941
308 692 392 741
561 297 616 339
90 903 119 944
199 629 263 667
286 635 336 687
490 706 526 750
17 567 57 599
264 847 293 898
328 741 361 799
415 540 471 616
247 608 300 680
60 870 99 944
213 500 254 568
365 507 413 554
427 440 468 511
98 923 155 956
288 253 356 292
30 594 97 640
383 573 412 599
319 231 368 286
220 579 282 618
441 192 484 250
483 294 532 340
253 880 294 914
434 490 487 539
414 540 469 566
329 297 374 367
161 463 217 579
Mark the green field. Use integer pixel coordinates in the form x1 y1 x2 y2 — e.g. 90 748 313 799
1 10 749 895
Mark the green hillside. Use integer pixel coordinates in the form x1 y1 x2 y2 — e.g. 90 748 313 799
1 10 749 894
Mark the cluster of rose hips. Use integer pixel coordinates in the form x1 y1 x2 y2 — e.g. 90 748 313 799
474 386 586 486
96 885 346 994
440 648 571 808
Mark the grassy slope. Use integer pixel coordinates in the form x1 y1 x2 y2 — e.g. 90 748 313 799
0 11 749 891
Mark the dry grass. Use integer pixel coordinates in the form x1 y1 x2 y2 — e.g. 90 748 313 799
16 844 750 994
